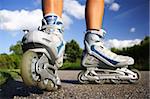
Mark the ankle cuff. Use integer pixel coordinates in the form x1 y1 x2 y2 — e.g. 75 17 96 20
86 29 106 37
41 13 64 33
43 13 63 25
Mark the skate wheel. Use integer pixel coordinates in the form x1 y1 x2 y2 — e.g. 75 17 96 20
78 71 89 84
38 80 47 90
111 79 122 84
21 51 39 86
95 71 106 84
38 79 59 91
46 80 57 91
128 69 141 84
95 79 105 84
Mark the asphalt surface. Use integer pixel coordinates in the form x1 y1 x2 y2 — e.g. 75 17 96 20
0 71 149 99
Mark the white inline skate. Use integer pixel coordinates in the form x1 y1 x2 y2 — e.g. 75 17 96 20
20 14 65 91
78 29 141 84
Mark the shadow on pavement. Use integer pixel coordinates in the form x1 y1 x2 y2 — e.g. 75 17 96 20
61 80 80 84
61 79 132 85
0 76 43 99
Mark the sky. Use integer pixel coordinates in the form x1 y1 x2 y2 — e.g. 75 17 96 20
0 0 149 54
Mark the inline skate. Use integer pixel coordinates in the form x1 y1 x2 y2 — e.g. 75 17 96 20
78 29 141 84
20 14 65 91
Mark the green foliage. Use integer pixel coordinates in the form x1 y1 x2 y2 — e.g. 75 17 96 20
111 36 150 70
61 59 83 70
9 41 23 56
0 71 12 85
0 54 13 69
65 40 82 62
0 41 22 69
0 69 20 85
61 40 83 70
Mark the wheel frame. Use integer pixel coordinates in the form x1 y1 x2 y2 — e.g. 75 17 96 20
95 79 106 84
77 70 90 84
111 79 122 84
94 70 106 84
128 69 141 84
108 71 122 84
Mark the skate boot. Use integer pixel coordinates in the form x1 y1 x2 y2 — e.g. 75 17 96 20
78 29 141 84
21 13 65 91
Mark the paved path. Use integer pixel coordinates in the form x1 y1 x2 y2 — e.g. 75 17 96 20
0 71 149 99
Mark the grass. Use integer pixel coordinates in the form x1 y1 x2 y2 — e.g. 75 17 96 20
0 69 21 85
0 69 20 78
0 72 10 85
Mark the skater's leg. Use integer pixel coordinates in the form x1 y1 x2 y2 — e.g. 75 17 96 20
42 0 63 17
41 0 64 31
21 0 65 91
41 0 65 76
78 0 138 84
83 0 134 67
85 0 104 30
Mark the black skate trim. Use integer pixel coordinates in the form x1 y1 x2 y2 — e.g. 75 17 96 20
22 42 54 58
86 29 100 31
22 42 44 53
22 42 57 65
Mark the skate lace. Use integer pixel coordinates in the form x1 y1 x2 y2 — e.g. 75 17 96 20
39 15 64 35
40 25 64 34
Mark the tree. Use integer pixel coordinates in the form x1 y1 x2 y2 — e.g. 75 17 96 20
0 54 15 69
65 40 82 62
111 36 149 70
9 41 23 56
